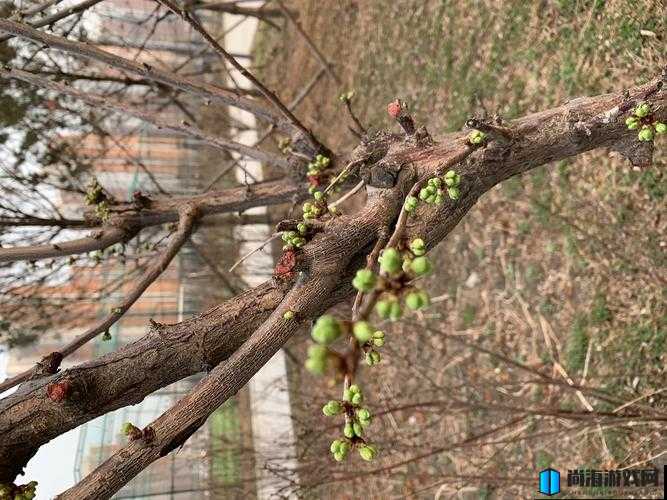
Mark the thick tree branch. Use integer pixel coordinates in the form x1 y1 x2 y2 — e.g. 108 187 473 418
0 73 664 488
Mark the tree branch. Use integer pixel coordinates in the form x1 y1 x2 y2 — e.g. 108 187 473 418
0 67 290 168
0 205 198 394
0 73 664 488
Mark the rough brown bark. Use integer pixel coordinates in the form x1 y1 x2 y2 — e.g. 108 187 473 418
2 73 663 491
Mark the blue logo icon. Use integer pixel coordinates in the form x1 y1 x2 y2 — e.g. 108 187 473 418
539 468 561 496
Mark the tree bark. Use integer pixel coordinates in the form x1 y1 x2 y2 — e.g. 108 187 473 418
1 74 663 489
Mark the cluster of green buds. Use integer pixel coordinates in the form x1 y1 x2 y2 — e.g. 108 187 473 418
84 179 103 205
404 195 418 212
327 395 377 462
418 170 461 205
307 154 330 180
281 229 307 250
625 102 666 142
0 481 38 500
278 137 291 154
305 344 329 375
468 129 487 145
302 201 323 220
338 90 355 103
84 179 111 222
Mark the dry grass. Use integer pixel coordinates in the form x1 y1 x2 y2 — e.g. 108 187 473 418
254 1 666 497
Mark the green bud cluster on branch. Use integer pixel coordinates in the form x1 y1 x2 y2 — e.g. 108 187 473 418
0 481 38 500
625 102 665 142
306 154 330 194
467 128 487 145
84 179 111 222
338 90 355 103
417 169 462 206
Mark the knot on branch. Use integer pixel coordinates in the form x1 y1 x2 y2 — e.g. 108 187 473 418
34 351 63 377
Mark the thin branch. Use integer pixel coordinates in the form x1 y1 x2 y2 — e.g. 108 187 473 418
0 205 198 394
0 18 283 125
0 226 136 263
0 0 104 44
1 67 290 168
156 0 325 154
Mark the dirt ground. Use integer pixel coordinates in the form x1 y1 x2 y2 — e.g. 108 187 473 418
252 1 665 498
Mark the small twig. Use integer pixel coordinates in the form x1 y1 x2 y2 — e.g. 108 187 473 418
228 233 280 272
323 159 364 195
157 0 325 153
344 99 366 135
329 181 365 210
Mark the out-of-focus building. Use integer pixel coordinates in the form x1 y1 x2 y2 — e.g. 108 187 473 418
3 1 256 498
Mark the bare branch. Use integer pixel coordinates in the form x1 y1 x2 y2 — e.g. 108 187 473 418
0 205 198 394
1 67 290 168
0 18 284 126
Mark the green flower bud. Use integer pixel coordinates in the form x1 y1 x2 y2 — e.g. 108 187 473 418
389 301 403 321
638 126 654 142
352 269 377 292
358 444 378 461
353 421 364 437
353 321 374 343
349 384 361 394
404 195 418 212
447 186 460 200
428 177 442 188
308 185 317 194
308 344 328 360
625 116 639 130
405 291 424 310
634 102 650 118
365 350 381 366
313 191 324 201
339 440 351 456
373 330 385 339
351 392 363 405
418 188 430 201
468 129 486 145
121 422 138 436
297 223 307 234
333 451 344 462
311 315 342 344
323 400 344 416
379 248 402 274
375 300 392 319
410 256 432 276
343 389 352 402
410 238 426 256
330 439 343 454
283 310 295 320
344 422 354 438
305 357 326 375
655 122 666 134
357 408 371 421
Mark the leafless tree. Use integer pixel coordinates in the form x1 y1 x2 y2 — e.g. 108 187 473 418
0 1 664 498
